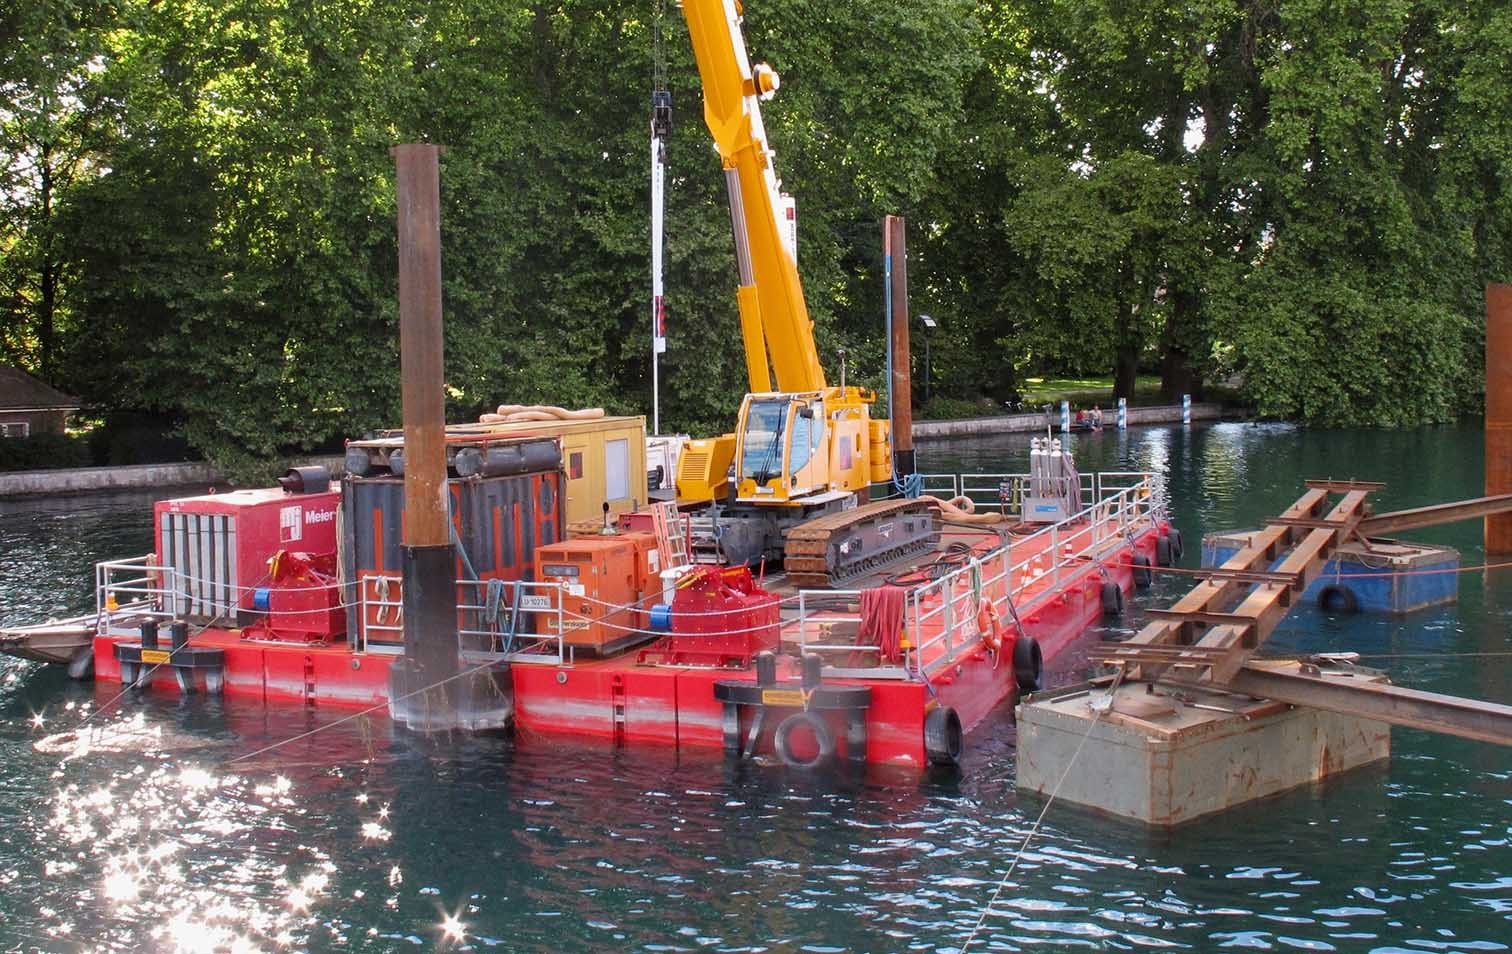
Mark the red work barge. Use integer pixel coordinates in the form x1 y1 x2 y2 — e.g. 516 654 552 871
86 450 1168 772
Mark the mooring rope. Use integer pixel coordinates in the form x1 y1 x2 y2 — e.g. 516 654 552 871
72 568 273 732
224 661 497 767
960 665 1127 953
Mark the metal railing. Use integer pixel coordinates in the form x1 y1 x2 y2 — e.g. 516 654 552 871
96 556 180 635
787 471 1162 681
356 574 570 666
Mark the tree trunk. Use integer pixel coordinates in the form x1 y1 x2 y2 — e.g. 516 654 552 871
1159 291 1201 401
1113 297 1139 400
1114 343 1139 400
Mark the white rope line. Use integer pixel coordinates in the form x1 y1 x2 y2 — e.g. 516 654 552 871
960 666 1127 953
224 661 497 767
75 569 273 731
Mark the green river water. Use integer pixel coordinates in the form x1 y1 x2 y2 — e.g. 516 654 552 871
0 421 1508 952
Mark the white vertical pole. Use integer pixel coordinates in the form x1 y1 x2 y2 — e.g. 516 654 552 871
1117 396 1127 429
650 134 667 435
1060 400 1071 433
1182 393 1191 426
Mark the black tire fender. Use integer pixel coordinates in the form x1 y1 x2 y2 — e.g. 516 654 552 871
773 710 836 769
1101 580 1124 618
1317 583 1359 614
1167 528 1184 562
1132 553 1153 588
924 706 964 768
1156 534 1173 567
1013 635 1043 694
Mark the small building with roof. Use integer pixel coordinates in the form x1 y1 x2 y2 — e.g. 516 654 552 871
0 366 80 437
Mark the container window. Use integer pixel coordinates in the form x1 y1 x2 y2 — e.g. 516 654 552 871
606 438 630 501
569 451 583 480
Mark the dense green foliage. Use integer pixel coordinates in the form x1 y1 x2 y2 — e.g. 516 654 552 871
2 0 1508 477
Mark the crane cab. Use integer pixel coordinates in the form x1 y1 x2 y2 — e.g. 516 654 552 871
733 389 885 504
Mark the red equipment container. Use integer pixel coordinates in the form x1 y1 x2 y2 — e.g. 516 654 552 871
657 565 780 666
534 536 647 655
154 487 342 625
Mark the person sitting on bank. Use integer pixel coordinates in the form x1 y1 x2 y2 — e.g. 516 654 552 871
1090 405 1104 428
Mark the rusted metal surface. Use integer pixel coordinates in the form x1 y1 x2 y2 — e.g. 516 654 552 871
1166 662 1512 748
1487 284 1512 553
1358 492 1512 537
885 215 914 474
1111 485 1373 683
392 144 450 550
1303 479 1387 492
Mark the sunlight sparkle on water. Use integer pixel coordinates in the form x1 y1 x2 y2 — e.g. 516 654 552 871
104 867 141 902
361 821 391 841
440 911 467 942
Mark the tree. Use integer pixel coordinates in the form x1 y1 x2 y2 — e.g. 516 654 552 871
0 0 116 381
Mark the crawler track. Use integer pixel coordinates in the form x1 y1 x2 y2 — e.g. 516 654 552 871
782 498 940 588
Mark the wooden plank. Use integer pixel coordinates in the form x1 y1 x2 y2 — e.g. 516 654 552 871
1189 490 1371 682
1121 488 1329 653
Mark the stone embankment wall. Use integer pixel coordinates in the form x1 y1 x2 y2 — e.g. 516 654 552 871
0 456 345 499
912 402 1224 438
0 403 1227 497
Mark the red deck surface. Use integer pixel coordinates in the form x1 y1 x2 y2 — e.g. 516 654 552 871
95 519 1161 770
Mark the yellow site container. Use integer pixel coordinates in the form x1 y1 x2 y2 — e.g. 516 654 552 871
451 415 648 525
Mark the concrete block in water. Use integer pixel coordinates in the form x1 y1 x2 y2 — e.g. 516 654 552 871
1016 672 1390 826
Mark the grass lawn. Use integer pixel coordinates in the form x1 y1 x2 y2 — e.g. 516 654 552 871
1018 375 1165 408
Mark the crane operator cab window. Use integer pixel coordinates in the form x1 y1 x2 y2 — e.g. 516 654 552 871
741 398 789 489
787 399 823 490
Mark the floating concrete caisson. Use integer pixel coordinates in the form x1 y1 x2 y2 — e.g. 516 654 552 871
1016 665 1391 826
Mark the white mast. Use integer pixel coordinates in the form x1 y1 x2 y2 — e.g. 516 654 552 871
649 2 671 436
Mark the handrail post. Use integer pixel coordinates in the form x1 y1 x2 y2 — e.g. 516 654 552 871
1052 525 1061 587
942 580 954 665
798 590 808 658
1001 540 1012 610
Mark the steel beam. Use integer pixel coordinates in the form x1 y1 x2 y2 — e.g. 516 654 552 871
1487 284 1512 553
1201 665 1512 748
392 144 450 550
1358 492 1512 537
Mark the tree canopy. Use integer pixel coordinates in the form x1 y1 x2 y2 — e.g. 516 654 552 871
2 0 1508 476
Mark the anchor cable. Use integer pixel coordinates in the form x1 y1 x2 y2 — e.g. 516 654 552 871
960 665 1127 953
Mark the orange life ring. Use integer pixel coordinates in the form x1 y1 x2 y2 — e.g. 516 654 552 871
977 600 1003 653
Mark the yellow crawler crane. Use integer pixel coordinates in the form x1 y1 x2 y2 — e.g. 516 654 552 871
674 0 936 582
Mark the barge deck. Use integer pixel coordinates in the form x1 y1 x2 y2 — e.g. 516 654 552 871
16 470 1170 772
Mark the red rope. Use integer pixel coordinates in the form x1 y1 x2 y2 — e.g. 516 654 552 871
855 585 908 665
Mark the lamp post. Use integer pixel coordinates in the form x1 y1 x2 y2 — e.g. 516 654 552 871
919 314 937 404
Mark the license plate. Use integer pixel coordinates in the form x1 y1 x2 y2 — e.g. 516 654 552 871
140 649 171 664
519 595 551 611
761 689 805 707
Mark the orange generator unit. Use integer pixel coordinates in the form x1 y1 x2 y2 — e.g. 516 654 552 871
534 532 661 656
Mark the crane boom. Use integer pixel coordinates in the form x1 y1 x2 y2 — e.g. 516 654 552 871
674 0 903 579
683 0 825 394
